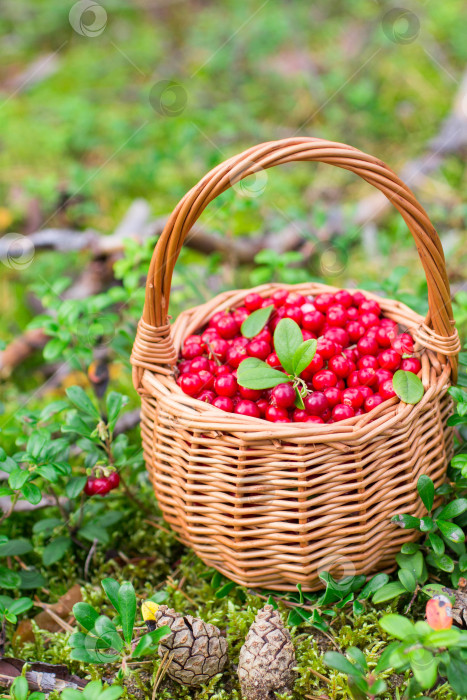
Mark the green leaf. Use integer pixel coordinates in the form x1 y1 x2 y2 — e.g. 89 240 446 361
438 498 467 520
431 553 454 572
73 602 100 632
8 469 30 490
131 626 171 658
11 676 29 700
106 392 128 433
392 370 424 404
380 614 416 641
372 582 407 603
359 573 389 600
19 569 46 589
392 513 421 530
424 629 460 647
237 357 289 390
98 687 124 700
9 597 34 616
395 551 425 580
0 566 21 589
459 553 467 572
398 568 417 592
43 337 68 361
215 581 237 598
346 646 367 672
65 476 87 499
409 648 437 689
42 536 71 565
323 651 361 677
292 339 317 376
118 580 136 643
368 679 387 696
447 657 467 695
102 578 121 613
427 532 445 555
32 518 62 535
436 519 465 543
374 641 400 673
274 319 303 375
66 386 100 419
420 516 433 532
22 482 42 505
240 305 274 338
294 387 305 410
417 475 434 512
0 539 32 557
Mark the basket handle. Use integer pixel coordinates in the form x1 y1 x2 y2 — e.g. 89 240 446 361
134 137 459 380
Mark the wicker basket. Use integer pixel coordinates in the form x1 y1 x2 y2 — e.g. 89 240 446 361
131 137 461 591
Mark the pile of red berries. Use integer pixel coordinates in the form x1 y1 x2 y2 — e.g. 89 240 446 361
84 470 120 496
176 289 421 424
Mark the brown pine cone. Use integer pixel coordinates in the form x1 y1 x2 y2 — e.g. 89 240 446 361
144 604 228 687
238 605 296 700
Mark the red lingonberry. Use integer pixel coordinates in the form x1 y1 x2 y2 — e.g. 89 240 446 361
332 404 355 421
379 379 396 400
300 353 324 381
233 307 249 325
215 314 239 339
197 370 214 390
301 302 316 314
180 373 203 396
239 385 262 400
247 339 271 361
266 352 281 368
357 355 379 370
360 312 380 329
244 292 263 311
227 345 248 368
358 368 377 387
304 415 324 423
346 306 359 321
208 338 229 362
374 368 393 387
355 408 365 416
357 336 379 356
212 396 234 412
334 290 353 308
343 347 359 364
284 305 302 324
235 400 261 418
376 326 396 348
182 343 203 360
312 370 337 391
302 329 316 341
257 398 268 416
185 334 204 345
352 291 367 306
314 293 335 312
364 394 384 412
107 471 120 490
287 292 306 306
328 355 351 378
392 333 414 355
342 388 364 409
202 328 219 341
85 477 112 496
401 357 422 374
265 405 290 422
271 383 296 408
359 300 381 316
304 391 329 416
215 364 231 376
293 408 308 422
271 289 289 307
358 386 373 401
324 387 341 407
232 336 249 348
254 328 273 344
198 389 216 403
178 360 192 374
325 327 350 348
302 310 325 332
327 304 348 327
347 371 361 388
214 374 238 397
378 349 401 371
317 338 337 360
190 356 210 373
346 321 365 342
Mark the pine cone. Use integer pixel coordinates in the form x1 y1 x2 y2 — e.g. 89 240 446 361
238 605 296 700
146 604 228 687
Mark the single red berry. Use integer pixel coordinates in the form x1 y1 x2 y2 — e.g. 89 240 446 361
401 357 422 374
359 300 381 316
84 478 95 496
360 312 380 329
357 355 379 370
324 387 341 407
198 389 216 403
287 292 306 306
300 352 324 379
88 477 112 495
357 336 379 356
271 289 289 307
301 302 316 314
343 347 359 364
379 379 396 400
215 314 239 339
332 404 355 421
334 290 353 308
304 415 324 423
317 338 337 360
359 386 373 401
312 370 337 391
336 378 346 390
355 408 365 416
215 364 231 376
239 385 262 400
346 306 359 321
327 304 348 327
197 370 214 390
178 360 192 374
235 400 261 418
302 329 316 341
257 398 268 416
314 293 335 312
185 334 204 345
364 394 384 412
232 336 249 348
283 305 302 324
376 326 395 348
358 368 377 387
271 383 296 408
374 368 393 387
342 387 364 409
227 345 248 368
247 340 271 361
302 310 325 333
214 374 238 397
182 343 203 360
322 408 331 422
180 373 203 396
233 307 249 325
328 355 351 378
346 321 365 342
254 328 272 344
208 338 229 362
392 333 415 355
324 327 350 348
352 291 367 305
190 355 210 374
202 328 220 341
107 471 121 490
266 352 281 368
265 405 290 422
304 391 329 416
212 396 234 412
244 292 263 311
378 349 401 371
292 408 308 422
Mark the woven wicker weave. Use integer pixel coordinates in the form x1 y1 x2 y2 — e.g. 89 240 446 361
131 138 460 590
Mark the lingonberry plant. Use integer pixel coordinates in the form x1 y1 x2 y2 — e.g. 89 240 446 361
176 289 424 423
